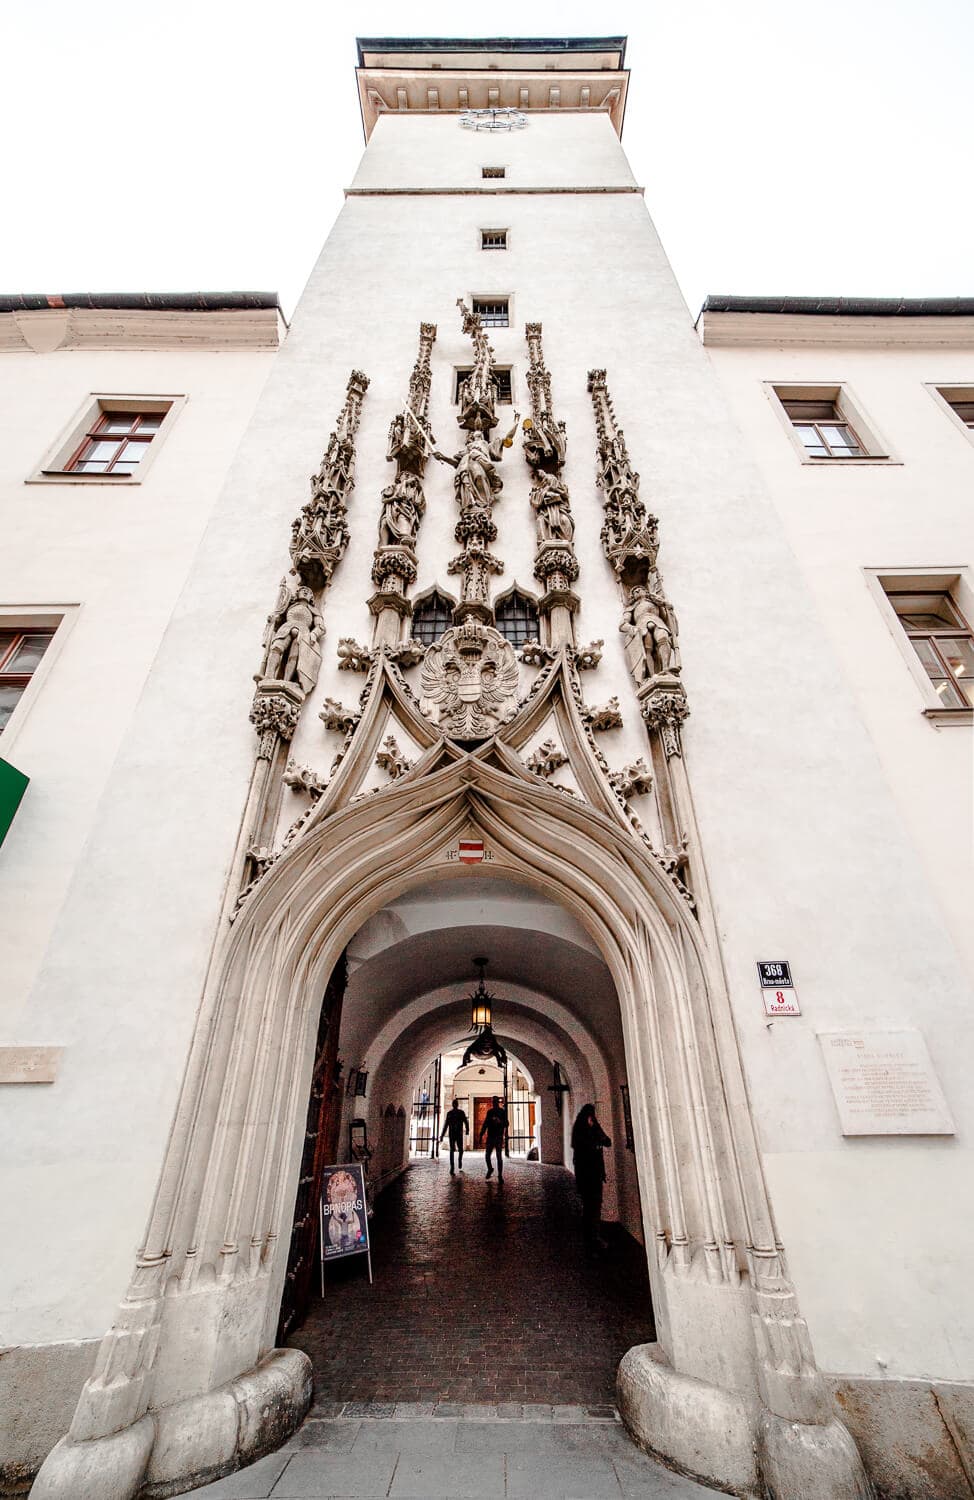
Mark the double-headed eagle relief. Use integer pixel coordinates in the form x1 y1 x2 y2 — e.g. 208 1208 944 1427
420 620 519 740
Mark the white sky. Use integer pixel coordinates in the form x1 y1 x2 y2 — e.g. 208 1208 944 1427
5 0 971 320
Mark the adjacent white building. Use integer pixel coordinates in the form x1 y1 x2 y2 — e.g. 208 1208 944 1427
2 38 972 1500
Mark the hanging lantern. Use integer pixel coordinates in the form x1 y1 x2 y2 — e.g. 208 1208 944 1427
468 956 495 1031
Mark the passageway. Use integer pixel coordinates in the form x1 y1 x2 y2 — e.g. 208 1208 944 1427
289 1158 655 1405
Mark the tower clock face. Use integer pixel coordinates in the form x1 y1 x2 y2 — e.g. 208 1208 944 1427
460 108 528 131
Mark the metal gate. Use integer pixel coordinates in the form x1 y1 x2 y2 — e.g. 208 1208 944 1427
506 1062 536 1156
409 1055 442 1157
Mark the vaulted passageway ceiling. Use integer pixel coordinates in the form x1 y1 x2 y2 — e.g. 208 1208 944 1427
341 874 621 1075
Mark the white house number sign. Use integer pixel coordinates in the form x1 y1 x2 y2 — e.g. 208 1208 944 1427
757 960 801 1017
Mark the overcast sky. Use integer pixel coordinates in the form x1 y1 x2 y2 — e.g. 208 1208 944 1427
5 0 971 320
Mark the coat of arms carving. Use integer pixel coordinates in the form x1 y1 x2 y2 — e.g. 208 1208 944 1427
420 622 519 739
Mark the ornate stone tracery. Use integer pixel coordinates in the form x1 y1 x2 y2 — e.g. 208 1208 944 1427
245 369 368 885
431 300 518 628
587 369 688 762
370 323 437 646
523 323 579 644
290 370 369 592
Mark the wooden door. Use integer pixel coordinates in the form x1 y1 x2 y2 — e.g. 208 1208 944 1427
276 953 347 1343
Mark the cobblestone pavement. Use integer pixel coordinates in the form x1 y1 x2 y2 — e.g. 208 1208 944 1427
193 1406 719 1497
289 1159 656 1405
192 1164 717 1497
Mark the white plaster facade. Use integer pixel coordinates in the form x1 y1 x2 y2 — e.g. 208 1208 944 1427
2 36 972 1500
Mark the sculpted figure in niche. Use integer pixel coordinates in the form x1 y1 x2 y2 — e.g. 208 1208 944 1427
531 473 574 544
620 585 679 683
433 414 520 514
260 584 324 695
377 472 425 549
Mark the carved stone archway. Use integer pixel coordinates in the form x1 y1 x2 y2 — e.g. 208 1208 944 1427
33 656 869 1500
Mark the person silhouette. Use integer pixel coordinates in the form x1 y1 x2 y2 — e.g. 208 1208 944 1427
440 1098 469 1174
479 1095 508 1181
571 1103 612 1256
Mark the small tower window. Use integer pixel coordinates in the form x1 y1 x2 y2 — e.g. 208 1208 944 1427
481 229 508 250
471 297 509 328
412 591 454 646
482 166 506 179
495 590 538 649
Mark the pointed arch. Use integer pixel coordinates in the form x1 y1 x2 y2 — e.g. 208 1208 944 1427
35 661 802 1499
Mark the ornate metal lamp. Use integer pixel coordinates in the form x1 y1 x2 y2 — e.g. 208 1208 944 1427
469 955 494 1030
461 957 507 1068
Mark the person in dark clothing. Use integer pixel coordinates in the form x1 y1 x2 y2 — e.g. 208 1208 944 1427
571 1103 612 1255
440 1098 469 1174
478 1095 508 1180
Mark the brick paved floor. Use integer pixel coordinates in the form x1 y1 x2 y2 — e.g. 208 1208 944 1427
288 1159 656 1406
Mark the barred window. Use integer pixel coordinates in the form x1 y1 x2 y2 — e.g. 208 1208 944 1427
481 229 508 250
471 297 509 328
412 591 454 646
495 590 538 649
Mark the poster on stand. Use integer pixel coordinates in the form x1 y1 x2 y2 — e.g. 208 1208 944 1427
319 1162 372 1287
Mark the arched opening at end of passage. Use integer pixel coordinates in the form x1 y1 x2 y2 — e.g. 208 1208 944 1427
276 863 657 1407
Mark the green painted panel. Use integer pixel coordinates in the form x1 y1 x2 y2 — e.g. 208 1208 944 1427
0 755 30 848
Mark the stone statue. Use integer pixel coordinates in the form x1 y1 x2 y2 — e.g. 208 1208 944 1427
531 473 575 543
433 414 520 513
259 584 324 695
620 585 678 683
377 472 425 549
523 410 566 473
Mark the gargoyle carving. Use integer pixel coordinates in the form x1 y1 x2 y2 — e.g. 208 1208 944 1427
337 639 373 673
375 735 412 780
609 759 654 800
420 622 519 739
283 761 327 797
526 739 569 778
573 641 604 671
319 698 360 734
519 639 558 667
583 697 623 732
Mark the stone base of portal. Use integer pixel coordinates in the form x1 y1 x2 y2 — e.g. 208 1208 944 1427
617 1342 759 1495
618 1343 875 1499
29 1348 312 1500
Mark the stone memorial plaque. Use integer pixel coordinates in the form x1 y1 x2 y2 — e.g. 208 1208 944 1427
818 1029 954 1136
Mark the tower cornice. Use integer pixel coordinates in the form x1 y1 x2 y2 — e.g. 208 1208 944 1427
355 36 629 141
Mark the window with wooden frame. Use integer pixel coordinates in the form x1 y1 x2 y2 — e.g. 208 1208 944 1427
471 297 509 328
411 590 455 646
780 397 864 457
64 408 169 475
481 229 508 250
33 395 181 483
495 588 538 649
771 384 889 461
886 588 974 710
454 367 513 404
0 629 56 732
